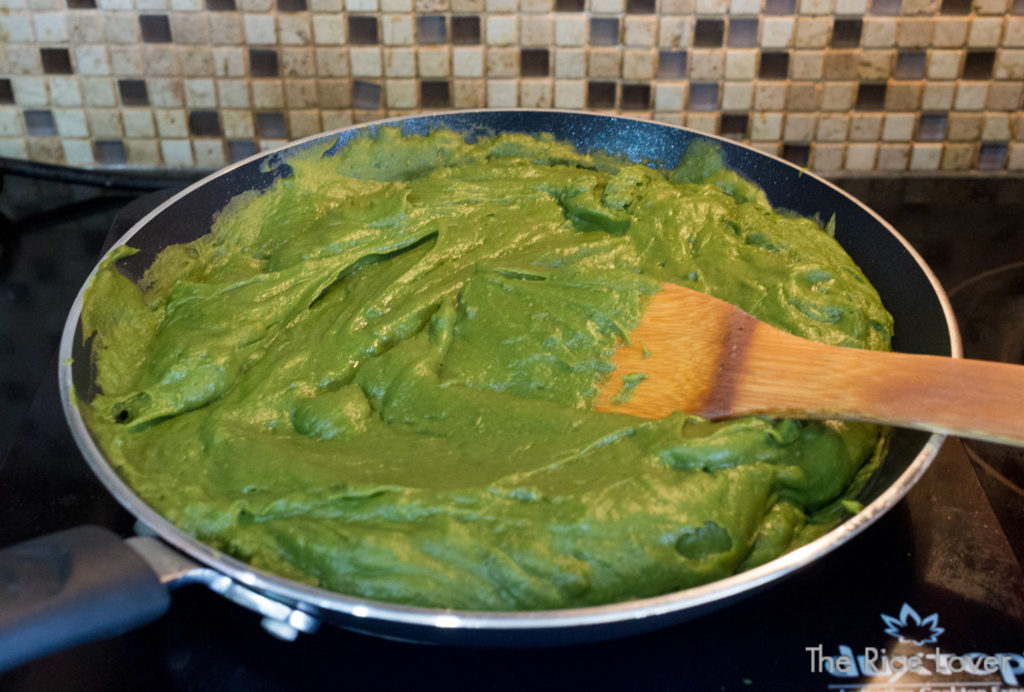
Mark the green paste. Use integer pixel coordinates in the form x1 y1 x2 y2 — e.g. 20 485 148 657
79 128 893 610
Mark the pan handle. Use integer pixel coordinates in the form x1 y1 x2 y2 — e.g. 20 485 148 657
0 525 170 672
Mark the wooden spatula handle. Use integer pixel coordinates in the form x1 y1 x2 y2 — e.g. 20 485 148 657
734 326 1024 447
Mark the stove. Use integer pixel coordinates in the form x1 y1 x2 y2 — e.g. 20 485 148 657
1 171 1022 691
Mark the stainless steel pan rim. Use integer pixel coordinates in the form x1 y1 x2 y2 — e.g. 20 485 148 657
57 108 961 636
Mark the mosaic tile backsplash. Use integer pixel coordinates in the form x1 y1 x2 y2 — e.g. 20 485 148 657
1 0 1023 172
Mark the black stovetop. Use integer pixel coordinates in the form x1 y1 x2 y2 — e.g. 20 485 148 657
1 173 1022 691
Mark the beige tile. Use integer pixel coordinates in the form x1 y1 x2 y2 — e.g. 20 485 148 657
750 112 783 140
689 49 724 79
279 16 311 45
696 0 727 12
654 82 685 111
812 143 845 170
921 82 955 110
799 0 833 13
214 48 247 77
385 48 417 77
658 17 690 50
62 139 95 166
834 0 866 11
824 50 858 79
487 47 518 77
155 108 187 137
185 78 217 107
161 140 195 168
623 50 656 79
26 140 64 165
686 113 717 135
281 48 316 78
791 50 824 80
588 49 622 78
0 139 28 159
521 0 552 11
592 0 624 11
243 15 275 45
725 51 756 80
555 17 586 47
110 47 145 76
554 49 585 78
974 0 1008 12
311 0 344 11
147 78 184 107
817 113 849 140
845 143 877 170
521 16 553 46
316 48 351 77
623 16 656 47
73 46 111 77
53 108 88 138
486 16 517 45
1016 114 1024 142
954 82 988 110
252 80 284 108
193 139 226 169
850 114 882 141
217 79 249 108
721 82 753 109
655 113 684 126
862 18 896 48
932 19 968 48
181 48 215 77
886 82 921 110
858 50 894 80
821 81 856 111
171 13 210 45
450 0 483 10
381 15 414 45
318 79 351 108
82 77 117 107
897 19 932 48
967 18 1003 49
877 143 910 170
783 113 816 141
1006 18 1024 48
418 46 450 77
285 79 318 107
105 15 141 45
350 47 383 77
313 15 346 45
660 0 696 13
144 47 180 77
554 79 585 108
1008 142 1024 170
900 0 938 14
486 79 517 107
761 18 794 49
754 83 787 110
947 113 983 141
928 50 962 80
520 79 552 107
787 82 820 110
882 113 915 140
385 78 417 107
32 12 66 43
995 50 1024 80
0 110 23 138
941 142 973 170
452 46 484 77
795 18 829 48
452 79 486 107
48 77 82 107
987 82 1022 110
321 109 353 129
125 140 161 166
11 77 48 107
485 0 516 8
730 0 761 12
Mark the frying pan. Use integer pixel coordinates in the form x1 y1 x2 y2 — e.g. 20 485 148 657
0 109 959 671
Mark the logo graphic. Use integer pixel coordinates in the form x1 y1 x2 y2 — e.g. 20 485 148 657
880 603 945 646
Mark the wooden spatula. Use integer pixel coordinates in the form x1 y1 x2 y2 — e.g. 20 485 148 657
594 283 1024 447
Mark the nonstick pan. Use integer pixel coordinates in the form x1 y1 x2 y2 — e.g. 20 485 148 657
0 110 959 671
